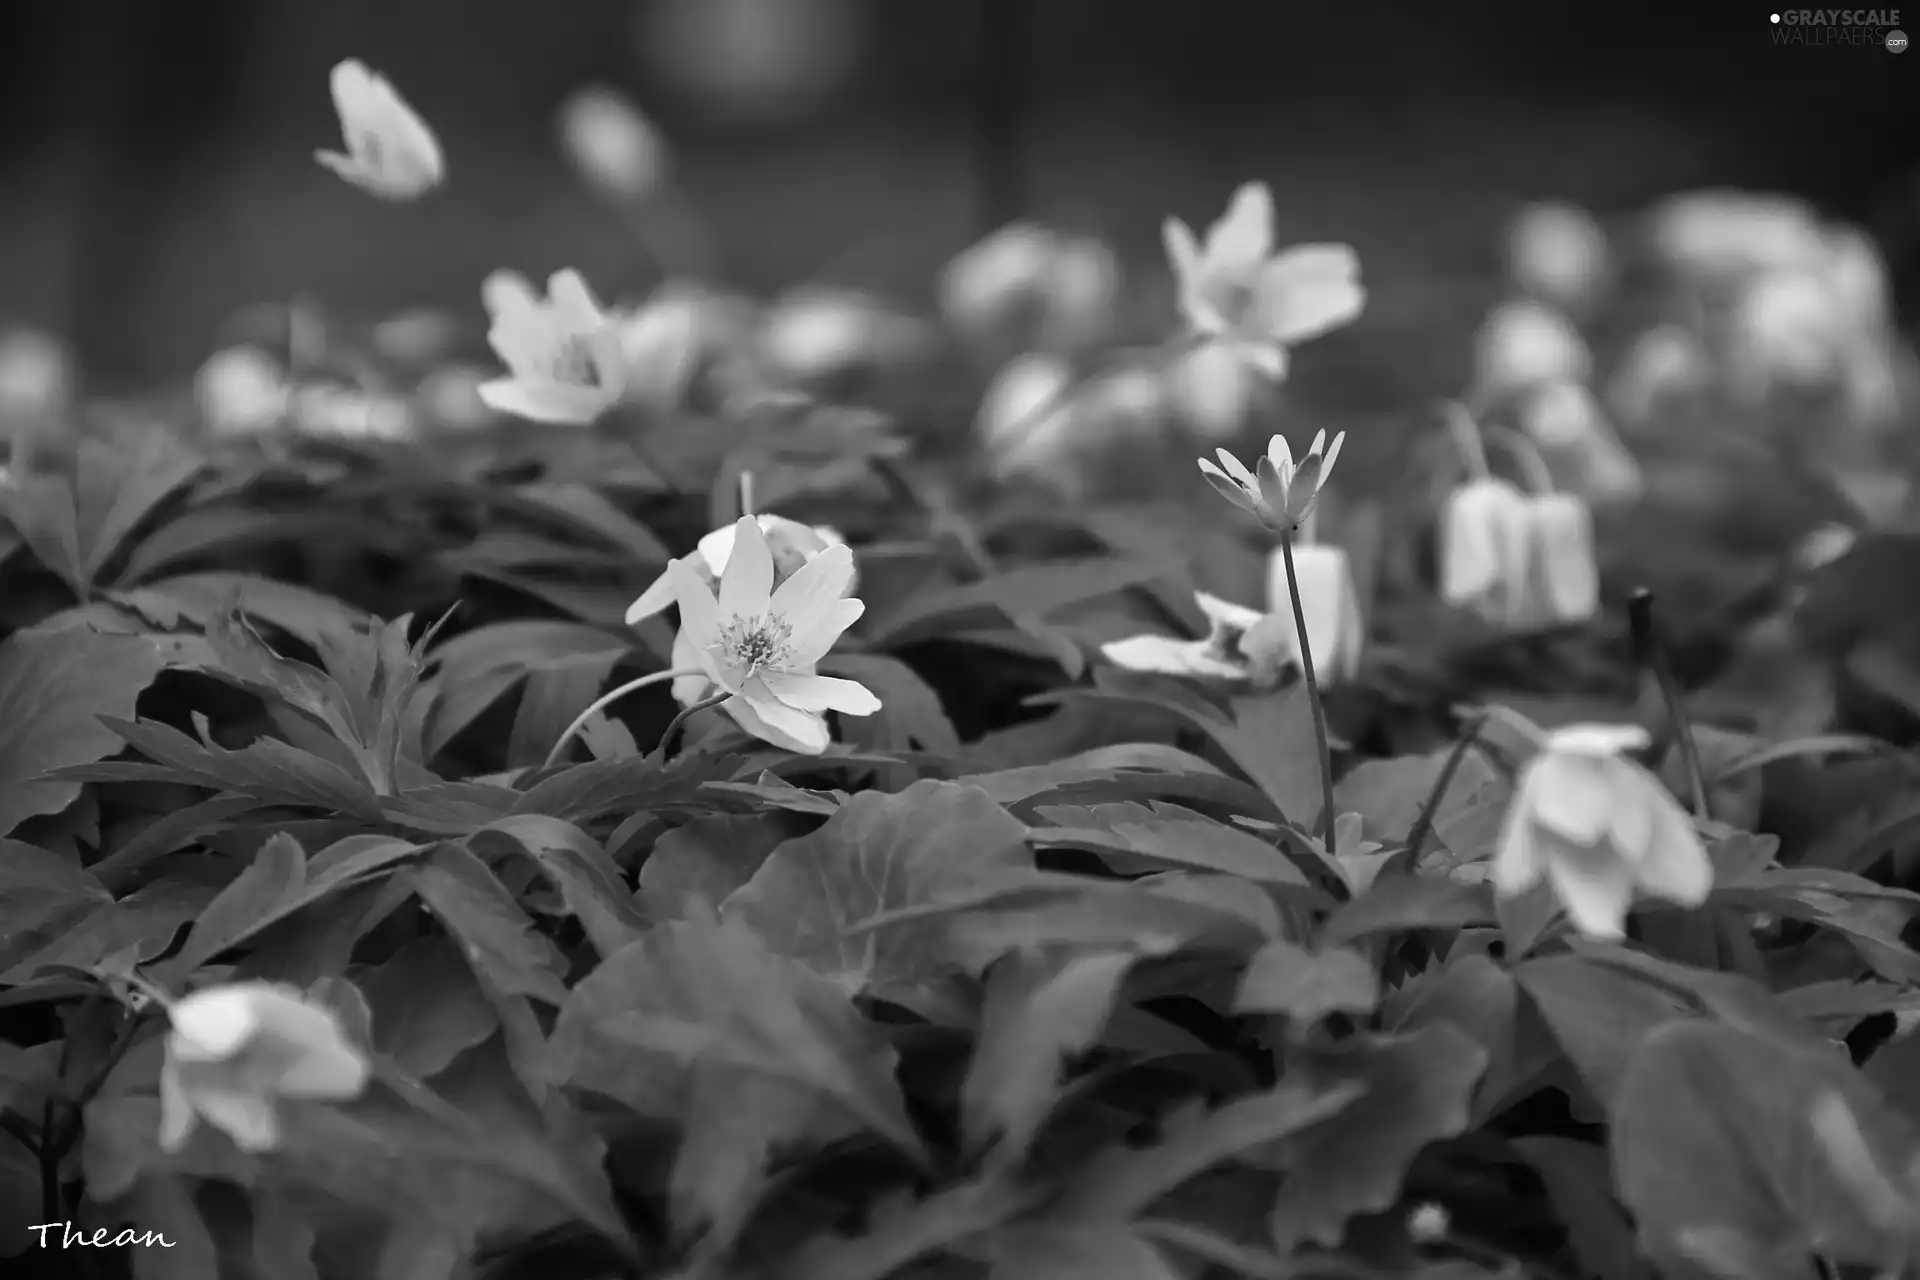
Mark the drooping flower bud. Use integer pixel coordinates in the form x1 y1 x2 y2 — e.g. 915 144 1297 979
1439 476 1534 627
1254 541 1366 685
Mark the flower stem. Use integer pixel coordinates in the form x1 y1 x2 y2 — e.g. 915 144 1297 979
1280 532 1338 853
1482 422 1557 495
1405 710 1488 865
1442 401 1492 480
653 690 731 761
1628 588 1712 820
544 667 706 768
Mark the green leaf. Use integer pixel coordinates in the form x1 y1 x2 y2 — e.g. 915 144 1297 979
0 839 114 972
1611 1018 1920 1273
1509 1137 1652 1280
0 436 203 596
116 572 371 650
867 556 1168 647
961 950 1136 1163
0 627 166 835
408 842 570 1007
1516 954 1693 1111
784 1178 1038 1280
1714 864 1920 983
550 913 922 1244
506 661 623 770
424 621 632 757
1 879 216 983
357 937 498 1079
1028 801 1309 887
1316 873 1494 948
166 831 308 973
818 652 961 753
720 780 1033 1014
985 1223 1185 1280
948 873 1280 964
1056 1079 1365 1222
1233 940 1378 1024
1332 747 1505 852
1384 953 1534 1124
1224 686 1326 827
1269 1024 1489 1250
469 815 648 957
637 814 793 919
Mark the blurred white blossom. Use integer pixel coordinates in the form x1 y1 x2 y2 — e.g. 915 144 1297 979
1102 590 1274 682
940 222 1120 354
292 385 415 442
617 286 707 413
478 269 626 424
415 365 493 431
1520 493 1601 628
0 326 73 424
196 346 288 436
975 353 1082 487
1508 201 1611 313
160 982 370 1153
1519 379 1642 504
1166 341 1258 441
559 86 668 201
1492 723 1711 939
1646 189 1829 281
1473 300 1592 405
314 59 444 201
1608 323 1712 428
759 287 922 382
1254 539 1365 685
1163 181 1365 380
1727 267 1848 395
1439 476 1534 627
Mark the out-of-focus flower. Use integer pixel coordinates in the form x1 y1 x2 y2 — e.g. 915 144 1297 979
1407 1203 1451 1244
1163 182 1365 380
291 385 416 442
758 287 922 383
1439 476 1534 626
313 59 444 201
940 223 1120 354
1608 323 1712 428
1491 722 1711 939
1508 201 1611 314
628 514 850 715
371 309 461 367
1826 225 1893 334
1519 493 1601 628
1472 300 1592 405
1795 522 1856 573
196 346 289 436
1198 429 1345 532
159 981 370 1153
616 286 706 414
415 365 493 431
1519 379 1642 504
559 86 667 202
0 326 72 423
1727 267 1847 395
1646 189 1828 281
478 269 626 425
638 0 864 124
975 353 1081 484
1166 340 1258 441
1252 539 1365 685
1101 590 1272 682
660 515 878 754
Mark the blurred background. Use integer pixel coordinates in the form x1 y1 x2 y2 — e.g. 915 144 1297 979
2 0 1917 390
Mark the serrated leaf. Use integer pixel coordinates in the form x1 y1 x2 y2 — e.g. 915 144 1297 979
1316 873 1494 948
1332 747 1505 850
409 842 570 1007
867 556 1167 647
1715 865 1920 984
421 621 632 757
470 815 648 957
720 780 1033 1015
166 831 307 973
1028 801 1309 887
1233 940 1378 1024
2 879 216 984
0 628 166 835
0 839 113 971
1269 1024 1489 1250
961 951 1135 1162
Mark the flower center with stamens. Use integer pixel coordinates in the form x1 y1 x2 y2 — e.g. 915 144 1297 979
546 333 603 388
715 613 793 676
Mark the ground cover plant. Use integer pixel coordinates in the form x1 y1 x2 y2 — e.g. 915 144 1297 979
7 55 1920 1280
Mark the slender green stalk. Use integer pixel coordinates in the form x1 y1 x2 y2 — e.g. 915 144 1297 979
1628 589 1712 820
544 667 705 768
1279 533 1338 854
1404 711 1488 865
653 690 730 761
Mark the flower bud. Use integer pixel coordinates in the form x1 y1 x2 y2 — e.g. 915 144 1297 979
1473 300 1591 404
1168 339 1256 440
1439 477 1533 626
1521 380 1641 504
0 326 72 424
1522 493 1600 627
559 86 668 201
196 346 289 436
1256 542 1365 685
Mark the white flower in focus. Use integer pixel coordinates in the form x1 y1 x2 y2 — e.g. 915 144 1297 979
1101 590 1270 682
1508 202 1610 313
1608 323 1711 428
1167 340 1257 441
196 346 289 436
1198 429 1345 532
1473 300 1592 405
1646 190 1827 281
941 223 1120 354
662 515 878 753
1492 722 1711 939
559 85 667 201
1520 380 1642 504
478 269 626 424
1439 476 1534 627
1163 182 1365 379
1519 493 1600 628
0 326 71 422
159 982 370 1153
314 59 444 201
1255 541 1366 685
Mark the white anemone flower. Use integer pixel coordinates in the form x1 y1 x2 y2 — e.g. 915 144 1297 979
314 59 444 201
1198 429 1345 532
558 85 668 202
1492 723 1711 939
1163 182 1365 380
159 982 370 1154
661 515 879 754
1101 591 1272 681
478 269 626 424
